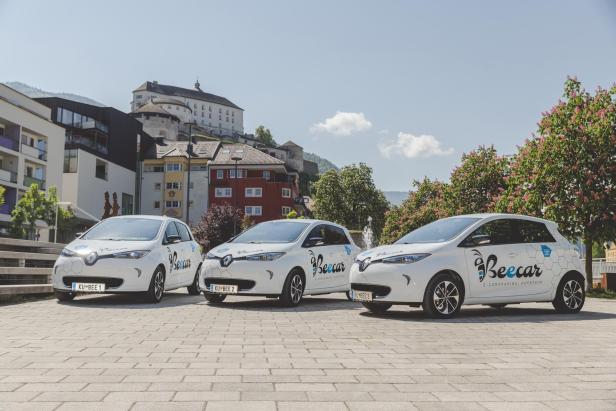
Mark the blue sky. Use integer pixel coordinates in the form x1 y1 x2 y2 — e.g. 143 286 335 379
2 0 616 191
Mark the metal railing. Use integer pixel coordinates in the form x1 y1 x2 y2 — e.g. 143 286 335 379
0 237 63 297
23 175 46 189
586 258 616 281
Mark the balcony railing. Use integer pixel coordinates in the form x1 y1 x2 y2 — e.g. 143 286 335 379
0 169 17 184
21 144 47 161
23 176 45 190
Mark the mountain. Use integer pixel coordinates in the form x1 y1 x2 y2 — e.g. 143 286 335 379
4 81 105 107
304 152 339 174
383 191 408 206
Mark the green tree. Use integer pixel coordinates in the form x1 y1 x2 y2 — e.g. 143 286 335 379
380 178 450 244
192 205 244 252
313 164 389 241
255 125 277 147
0 185 5 207
495 77 616 287
10 185 63 239
445 145 509 215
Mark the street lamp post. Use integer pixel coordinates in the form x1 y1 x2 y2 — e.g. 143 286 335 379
54 201 72 243
185 122 195 225
230 151 243 235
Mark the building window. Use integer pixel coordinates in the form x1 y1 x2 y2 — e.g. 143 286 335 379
245 187 262 197
154 201 161 209
121 193 134 215
282 206 292 216
282 188 291 198
95 159 108 180
216 169 224 179
263 171 270 180
215 187 232 197
189 182 194 189
145 165 164 172
165 200 181 208
166 182 181 190
245 206 262 216
63 149 78 173
166 163 182 171
229 169 246 179
136 94 142 100
154 182 162 191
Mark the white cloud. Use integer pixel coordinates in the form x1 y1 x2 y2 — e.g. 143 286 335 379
378 129 389 135
311 111 372 136
378 132 454 159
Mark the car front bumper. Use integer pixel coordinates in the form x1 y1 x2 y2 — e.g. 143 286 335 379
349 262 429 304
52 255 159 293
201 259 286 296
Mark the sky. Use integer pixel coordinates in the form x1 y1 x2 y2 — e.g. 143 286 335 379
2 0 616 191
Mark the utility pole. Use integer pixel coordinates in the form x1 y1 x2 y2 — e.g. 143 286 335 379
231 151 243 235
186 122 194 225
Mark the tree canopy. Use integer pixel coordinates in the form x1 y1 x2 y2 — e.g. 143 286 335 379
192 204 244 252
255 125 277 147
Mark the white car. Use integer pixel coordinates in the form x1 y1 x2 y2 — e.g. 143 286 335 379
200 219 361 306
53 215 203 303
350 214 585 318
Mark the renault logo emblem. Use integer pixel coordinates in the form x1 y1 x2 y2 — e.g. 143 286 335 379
84 252 98 266
359 257 371 272
221 254 233 267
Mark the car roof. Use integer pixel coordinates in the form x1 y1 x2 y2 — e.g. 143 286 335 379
99 215 185 224
450 213 556 225
260 219 349 230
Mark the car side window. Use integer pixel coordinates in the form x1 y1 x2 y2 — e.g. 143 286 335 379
302 225 326 247
164 222 180 243
324 225 350 245
175 222 192 242
515 220 556 243
461 219 516 246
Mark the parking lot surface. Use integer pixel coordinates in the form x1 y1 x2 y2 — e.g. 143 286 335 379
1 293 615 411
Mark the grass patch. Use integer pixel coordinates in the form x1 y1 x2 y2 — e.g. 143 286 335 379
588 288 616 299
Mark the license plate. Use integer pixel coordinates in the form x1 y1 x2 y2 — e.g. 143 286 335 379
210 284 238 294
352 290 372 302
71 282 105 293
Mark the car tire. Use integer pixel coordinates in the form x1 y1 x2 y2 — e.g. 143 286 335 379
187 266 201 295
422 272 463 318
55 291 75 302
552 273 585 314
488 304 507 309
362 302 392 313
204 293 226 304
145 267 165 303
280 269 304 307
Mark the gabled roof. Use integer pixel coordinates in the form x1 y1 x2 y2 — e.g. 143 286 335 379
133 101 180 121
280 140 303 149
133 81 243 110
151 141 221 159
210 143 286 166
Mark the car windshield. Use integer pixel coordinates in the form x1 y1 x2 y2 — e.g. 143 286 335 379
231 221 311 244
83 218 163 241
395 217 481 244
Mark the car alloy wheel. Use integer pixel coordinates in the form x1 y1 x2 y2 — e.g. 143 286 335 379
563 279 583 310
290 274 303 304
433 280 460 315
154 270 164 301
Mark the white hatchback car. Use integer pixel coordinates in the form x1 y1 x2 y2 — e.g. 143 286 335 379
200 219 361 306
350 214 585 318
53 215 203 303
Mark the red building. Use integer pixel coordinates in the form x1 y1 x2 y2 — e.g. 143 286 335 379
208 144 301 223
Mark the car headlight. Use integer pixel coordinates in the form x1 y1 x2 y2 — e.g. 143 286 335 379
61 248 76 257
244 252 285 261
112 250 151 259
381 253 430 264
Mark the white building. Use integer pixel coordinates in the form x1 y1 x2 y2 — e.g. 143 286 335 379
0 83 65 239
131 81 244 137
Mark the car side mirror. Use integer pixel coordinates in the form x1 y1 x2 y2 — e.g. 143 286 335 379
304 236 325 247
165 235 181 244
472 234 491 246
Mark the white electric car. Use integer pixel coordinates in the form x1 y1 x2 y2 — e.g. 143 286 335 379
53 215 203 303
200 219 361 306
350 214 585 318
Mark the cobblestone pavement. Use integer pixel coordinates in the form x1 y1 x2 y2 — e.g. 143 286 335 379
1 292 615 411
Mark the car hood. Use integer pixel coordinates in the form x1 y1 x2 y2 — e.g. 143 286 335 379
208 242 292 258
357 242 445 262
65 239 156 256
